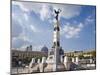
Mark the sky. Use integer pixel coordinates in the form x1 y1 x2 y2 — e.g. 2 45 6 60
11 1 96 51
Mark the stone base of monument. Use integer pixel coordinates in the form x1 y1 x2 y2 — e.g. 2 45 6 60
29 63 40 73
44 63 66 72
39 63 47 72
64 62 72 71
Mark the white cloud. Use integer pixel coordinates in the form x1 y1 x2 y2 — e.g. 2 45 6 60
78 23 84 28
12 1 84 49
53 4 82 19
32 45 43 51
86 16 94 22
39 4 52 21
12 35 31 49
20 44 30 51
12 1 43 49
12 1 29 12
12 1 48 15
12 1 52 21
23 13 29 21
85 16 95 25
61 23 83 39
19 32 30 42
30 25 39 32
12 1 82 21
12 29 31 44
12 17 23 37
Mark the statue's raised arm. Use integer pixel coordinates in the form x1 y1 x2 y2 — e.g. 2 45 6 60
54 9 61 20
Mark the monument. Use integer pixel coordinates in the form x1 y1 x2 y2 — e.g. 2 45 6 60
45 9 65 72
28 9 68 73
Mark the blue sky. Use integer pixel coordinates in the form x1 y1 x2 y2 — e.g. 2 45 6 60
12 1 96 51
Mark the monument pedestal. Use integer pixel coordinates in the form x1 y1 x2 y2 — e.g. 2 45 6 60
44 63 65 72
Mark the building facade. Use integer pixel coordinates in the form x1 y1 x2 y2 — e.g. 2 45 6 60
11 49 48 67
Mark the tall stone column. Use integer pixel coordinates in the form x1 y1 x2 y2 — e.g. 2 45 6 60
44 9 65 72
53 9 61 71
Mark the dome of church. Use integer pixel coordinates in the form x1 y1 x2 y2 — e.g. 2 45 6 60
41 46 48 53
